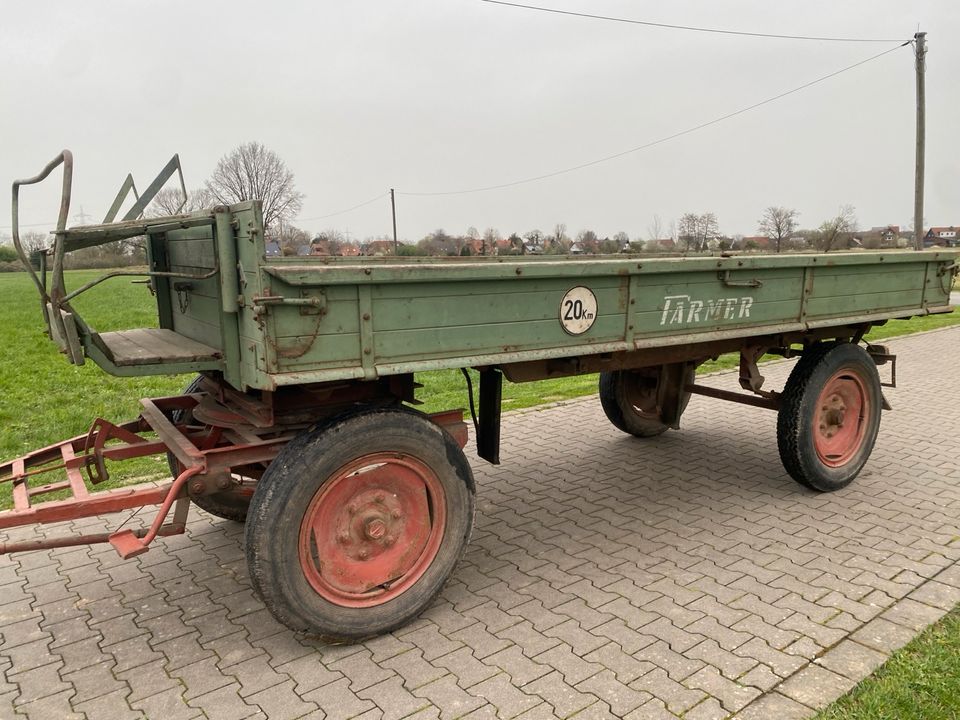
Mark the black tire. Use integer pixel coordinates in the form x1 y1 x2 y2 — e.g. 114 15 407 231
167 376 253 523
777 342 882 492
599 365 695 437
245 407 475 642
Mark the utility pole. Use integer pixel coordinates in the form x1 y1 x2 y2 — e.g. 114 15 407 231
390 189 398 255
913 31 927 251
74 206 92 226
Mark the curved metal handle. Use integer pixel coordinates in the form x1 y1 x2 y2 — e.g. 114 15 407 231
11 150 74 302
718 270 763 289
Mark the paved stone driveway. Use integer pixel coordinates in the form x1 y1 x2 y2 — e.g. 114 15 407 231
2 327 959 720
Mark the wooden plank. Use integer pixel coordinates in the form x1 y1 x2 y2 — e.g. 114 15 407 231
99 329 219 366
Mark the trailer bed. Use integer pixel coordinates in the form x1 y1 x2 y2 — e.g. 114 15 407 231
42 201 957 392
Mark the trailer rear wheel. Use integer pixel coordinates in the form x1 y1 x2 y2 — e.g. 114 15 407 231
167 376 253 523
245 407 475 641
777 342 882 492
599 365 695 437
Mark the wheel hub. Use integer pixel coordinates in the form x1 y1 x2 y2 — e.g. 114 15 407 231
813 372 869 467
298 453 446 607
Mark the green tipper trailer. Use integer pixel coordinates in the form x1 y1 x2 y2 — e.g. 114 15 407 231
3 151 958 640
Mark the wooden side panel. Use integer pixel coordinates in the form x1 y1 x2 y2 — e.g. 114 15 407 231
246 249 957 385
163 225 223 351
805 263 927 319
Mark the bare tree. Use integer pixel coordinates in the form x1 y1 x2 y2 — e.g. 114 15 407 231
816 205 858 252
757 206 799 253
482 227 499 256
678 212 719 252
20 229 49 254
647 214 664 241
205 142 304 231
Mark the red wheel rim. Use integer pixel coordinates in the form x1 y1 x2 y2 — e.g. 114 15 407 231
812 369 870 468
298 453 446 608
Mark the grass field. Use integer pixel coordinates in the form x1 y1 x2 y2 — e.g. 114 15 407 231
0 269 958 717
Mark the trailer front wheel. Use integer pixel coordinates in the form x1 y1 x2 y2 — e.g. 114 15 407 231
777 343 882 492
245 408 475 641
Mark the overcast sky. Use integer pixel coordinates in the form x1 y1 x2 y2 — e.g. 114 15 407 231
2 1 957 243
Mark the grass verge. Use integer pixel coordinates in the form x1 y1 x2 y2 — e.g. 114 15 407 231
815 606 960 720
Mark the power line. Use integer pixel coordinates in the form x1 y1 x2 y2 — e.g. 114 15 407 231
0 220 51 230
398 41 911 198
1 193 391 231
480 0 908 43
291 192 388 223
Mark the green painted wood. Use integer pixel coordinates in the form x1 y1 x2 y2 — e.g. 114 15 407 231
58 199 958 391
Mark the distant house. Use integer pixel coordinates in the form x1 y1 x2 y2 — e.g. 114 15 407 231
522 241 544 255
310 239 334 256
852 225 903 249
569 242 585 255
877 225 900 243
340 244 361 257
740 236 772 251
925 226 959 247
361 240 396 256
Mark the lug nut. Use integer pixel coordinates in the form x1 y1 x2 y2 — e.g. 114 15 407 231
358 549 369 560
391 510 402 520
338 532 350 545
191 480 205 494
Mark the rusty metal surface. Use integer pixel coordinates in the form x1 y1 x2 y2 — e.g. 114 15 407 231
300 455 443 605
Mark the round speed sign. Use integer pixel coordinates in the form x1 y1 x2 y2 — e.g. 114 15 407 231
559 286 598 335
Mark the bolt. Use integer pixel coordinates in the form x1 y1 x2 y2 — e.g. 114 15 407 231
384 535 396 547
338 532 350 545
190 480 205 494
391 510 402 520
365 518 387 540
375 493 385 503
347 502 359 515
362 313 371 320
215 476 230 490
358 549 369 560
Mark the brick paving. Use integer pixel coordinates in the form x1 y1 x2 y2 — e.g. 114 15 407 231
2 326 959 719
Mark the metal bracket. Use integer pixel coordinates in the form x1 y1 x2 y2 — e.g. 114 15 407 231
738 345 771 395
174 282 193 313
119 155 188 222
936 260 958 277
867 344 897 389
